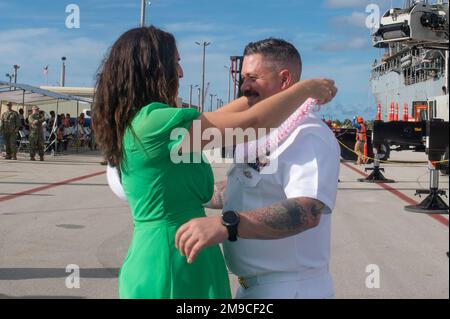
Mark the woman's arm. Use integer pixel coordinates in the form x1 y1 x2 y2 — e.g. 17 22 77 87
181 79 337 151
214 96 250 113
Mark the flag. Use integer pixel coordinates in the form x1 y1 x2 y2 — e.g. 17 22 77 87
43 65 48 76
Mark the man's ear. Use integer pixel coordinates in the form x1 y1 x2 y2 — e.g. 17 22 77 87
279 69 293 90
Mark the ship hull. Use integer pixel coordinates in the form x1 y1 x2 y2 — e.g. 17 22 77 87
370 72 446 121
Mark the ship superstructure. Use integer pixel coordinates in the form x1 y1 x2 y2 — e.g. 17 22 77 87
370 0 449 121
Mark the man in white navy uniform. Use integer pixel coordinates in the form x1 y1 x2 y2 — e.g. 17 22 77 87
175 38 340 299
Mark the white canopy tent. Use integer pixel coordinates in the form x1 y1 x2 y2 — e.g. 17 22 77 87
0 81 93 155
0 81 92 106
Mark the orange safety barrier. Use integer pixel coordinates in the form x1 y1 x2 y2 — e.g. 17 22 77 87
363 141 369 164
376 103 382 121
389 102 394 121
394 103 399 121
403 103 409 121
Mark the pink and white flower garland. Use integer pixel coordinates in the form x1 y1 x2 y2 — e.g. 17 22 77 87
235 98 321 164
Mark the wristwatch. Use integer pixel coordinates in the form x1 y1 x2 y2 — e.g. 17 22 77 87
221 211 240 242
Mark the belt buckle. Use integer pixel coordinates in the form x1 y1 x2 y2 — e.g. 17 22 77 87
238 277 249 289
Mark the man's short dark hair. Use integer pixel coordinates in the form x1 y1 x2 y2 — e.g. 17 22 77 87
243 38 302 77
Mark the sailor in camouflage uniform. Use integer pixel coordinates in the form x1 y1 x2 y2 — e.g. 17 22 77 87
28 106 45 161
1 102 21 160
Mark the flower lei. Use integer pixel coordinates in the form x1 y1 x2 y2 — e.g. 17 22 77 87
235 98 321 166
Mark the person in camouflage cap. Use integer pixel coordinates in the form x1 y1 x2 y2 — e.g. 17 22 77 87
1 102 21 160
28 105 45 161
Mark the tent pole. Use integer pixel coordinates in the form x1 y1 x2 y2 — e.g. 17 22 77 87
55 99 59 156
76 100 79 153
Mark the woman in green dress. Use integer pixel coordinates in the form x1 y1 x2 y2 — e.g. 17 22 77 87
93 26 336 299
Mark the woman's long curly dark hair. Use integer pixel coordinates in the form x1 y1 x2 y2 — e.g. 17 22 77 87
93 26 179 167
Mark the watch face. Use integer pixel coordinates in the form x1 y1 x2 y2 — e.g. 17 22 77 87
222 211 238 225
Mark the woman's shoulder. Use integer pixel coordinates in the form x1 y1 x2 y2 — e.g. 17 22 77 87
136 102 198 117
137 102 172 114
132 102 200 136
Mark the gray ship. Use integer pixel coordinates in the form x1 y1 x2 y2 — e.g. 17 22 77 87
370 0 449 122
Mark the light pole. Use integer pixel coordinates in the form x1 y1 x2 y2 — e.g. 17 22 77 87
225 66 231 103
189 84 199 108
140 1 151 27
195 41 211 112
5 73 13 90
197 87 201 112
5 73 13 83
13 65 20 84
60 57 66 87
209 94 217 112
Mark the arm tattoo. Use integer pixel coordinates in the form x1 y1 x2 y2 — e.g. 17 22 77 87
246 198 324 237
204 180 227 209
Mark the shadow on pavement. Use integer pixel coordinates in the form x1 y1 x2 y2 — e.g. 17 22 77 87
0 267 119 280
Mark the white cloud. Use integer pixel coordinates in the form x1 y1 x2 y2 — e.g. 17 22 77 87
0 28 109 87
317 37 369 52
165 22 282 38
324 0 394 9
0 28 51 42
348 37 370 49
164 22 221 33
331 12 368 28
324 0 369 8
293 32 329 52
319 101 375 120
242 28 285 37
93 2 140 9
303 61 375 120
0 1 10 8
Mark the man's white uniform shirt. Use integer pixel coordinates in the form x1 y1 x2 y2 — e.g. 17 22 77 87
223 113 340 299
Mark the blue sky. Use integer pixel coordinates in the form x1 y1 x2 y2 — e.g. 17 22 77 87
0 0 398 120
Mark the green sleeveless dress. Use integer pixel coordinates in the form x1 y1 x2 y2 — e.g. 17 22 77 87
118 102 231 299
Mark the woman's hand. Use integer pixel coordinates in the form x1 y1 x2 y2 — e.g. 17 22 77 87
300 79 337 105
175 216 228 264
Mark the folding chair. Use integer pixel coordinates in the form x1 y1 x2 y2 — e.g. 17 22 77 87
17 130 30 153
